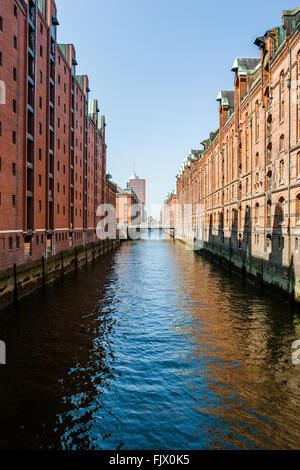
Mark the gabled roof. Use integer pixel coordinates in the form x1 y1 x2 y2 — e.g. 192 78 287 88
116 186 131 195
283 5 300 35
254 25 285 52
231 57 260 74
216 90 234 108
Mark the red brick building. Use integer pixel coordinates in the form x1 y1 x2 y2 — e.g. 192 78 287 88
167 6 300 301
162 192 179 229
0 0 115 270
127 173 146 222
116 186 142 227
127 173 146 206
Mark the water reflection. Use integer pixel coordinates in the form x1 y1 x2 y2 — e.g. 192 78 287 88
0 231 300 449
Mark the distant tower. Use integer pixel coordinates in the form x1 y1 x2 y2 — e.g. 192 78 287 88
127 171 146 206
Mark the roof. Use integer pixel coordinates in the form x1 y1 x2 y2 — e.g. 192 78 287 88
88 99 100 119
231 57 260 74
255 25 286 52
283 5 300 35
116 186 131 195
216 90 234 108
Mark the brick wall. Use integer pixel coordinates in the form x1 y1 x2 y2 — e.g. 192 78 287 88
0 0 114 271
170 6 300 300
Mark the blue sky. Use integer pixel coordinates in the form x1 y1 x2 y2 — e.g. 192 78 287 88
57 0 298 214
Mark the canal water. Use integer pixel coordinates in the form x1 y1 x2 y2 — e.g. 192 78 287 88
0 230 300 450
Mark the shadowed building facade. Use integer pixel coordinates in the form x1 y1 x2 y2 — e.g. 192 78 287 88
0 0 115 270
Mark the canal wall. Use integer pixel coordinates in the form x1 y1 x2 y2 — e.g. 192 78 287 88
200 243 299 302
0 239 120 310
170 228 300 303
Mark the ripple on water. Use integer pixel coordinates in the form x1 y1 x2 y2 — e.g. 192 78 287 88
0 235 300 449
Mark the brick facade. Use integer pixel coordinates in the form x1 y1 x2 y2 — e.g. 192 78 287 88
166 6 300 300
0 0 115 270
116 186 141 227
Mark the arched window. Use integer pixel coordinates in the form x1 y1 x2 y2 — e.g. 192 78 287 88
238 233 242 249
296 194 300 223
266 234 272 252
255 172 259 192
279 159 284 182
280 134 285 152
255 203 259 225
245 205 250 226
267 199 272 227
232 208 237 227
280 71 285 122
278 197 285 224
246 177 249 195
266 170 272 192
255 152 259 166
219 211 223 229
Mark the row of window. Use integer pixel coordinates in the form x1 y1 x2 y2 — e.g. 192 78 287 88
211 196 300 228
56 205 66 215
195 152 300 200
253 234 288 251
55 232 68 242
0 231 86 251
1 235 21 251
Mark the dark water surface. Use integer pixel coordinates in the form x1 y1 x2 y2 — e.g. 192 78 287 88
1 231 300 450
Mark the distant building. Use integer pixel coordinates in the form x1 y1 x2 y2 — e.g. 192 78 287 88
116 186 142 227
127 173 146 221
127 173 146 206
